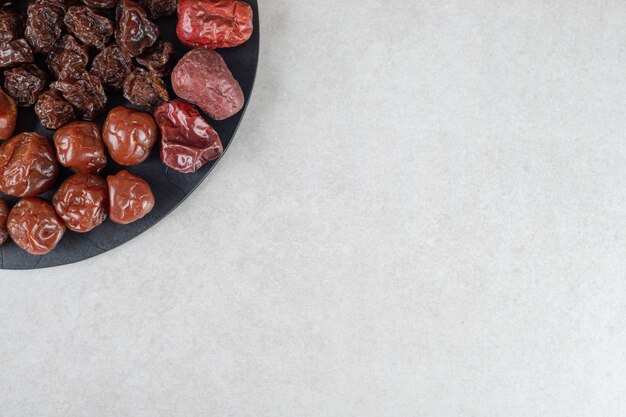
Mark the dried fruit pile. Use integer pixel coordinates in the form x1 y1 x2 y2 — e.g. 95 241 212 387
0 0 253 255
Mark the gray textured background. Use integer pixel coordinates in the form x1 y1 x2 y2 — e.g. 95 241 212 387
1 1 626 415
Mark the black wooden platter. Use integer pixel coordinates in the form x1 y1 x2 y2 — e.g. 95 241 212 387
0 0 260 270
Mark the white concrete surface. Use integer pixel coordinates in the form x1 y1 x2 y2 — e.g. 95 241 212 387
1 1 626 415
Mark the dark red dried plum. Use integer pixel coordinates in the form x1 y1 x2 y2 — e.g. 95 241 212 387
91 44 133 90
123 68 168 111
81 0 118 9
35 90 76 130
0 39 33 68
138 0 176 19
136 39 174 76
47 35 89 79
4 64 48 106
25 0 64 54
51 70 107 120
115 0 159 57
0 9 23 42
64 5 114 49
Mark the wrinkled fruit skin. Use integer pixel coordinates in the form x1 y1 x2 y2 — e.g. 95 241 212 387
123 68 169 112
103 106 158 166
54 121 107 173
0 10 23 42
116 0 159 57
177 0 253 49
7 197 65 255
25 1 64 54
172 49 244 120
64 6 114 49
53 173 108 233
91 45 133 90
136 39 174 77
81 0 118 9
51 70 107 120
0 132 58 197
154 99 223 173
0 39 33 68
0 198 8 246
47 34 89 79
138 0 176 19
107 170 154 224
0 89 17 140
4 64 48 107
35 90 76 130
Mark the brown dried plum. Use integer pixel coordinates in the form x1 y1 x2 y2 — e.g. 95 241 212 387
81 0 118 8
0 88 16 140
171 49 244 120
102 106 158 165
123 68 168 111
47 35 89 79
138 0 176 19
53 121 107 173
0 132 58 197
51 70 107 120
53 173 108 233
91 44 133 90
0 197 7 246
136 39 174 76
0 39 33 68
35 90 76 130
115 0 159 57
4 64 48 106
107 170 154 224
7 197 66 255
154 99 223 173
25 0 64 54
0 9 23 42
64 6 114 49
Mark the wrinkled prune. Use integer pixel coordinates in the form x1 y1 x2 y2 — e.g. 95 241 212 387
64 6 114 49
115 0 159 57
107 170 154 224
7 197 65 255
47 35 89 79
138 0 176 19
177 0 253 49
53 121 107 173
123 68 168 111
53 173 108 233
91 44 133 90
25 0 64 54
51 70 107 120
0 89 16 140
35 90 76 130
172 49 244 120
0 197 7 246
0 132 58 197
103 106 158 165
154 99 223 173
4 64 48 106
81 0 118 8
0 9 23 42
0 39 33 68
136 39 174 76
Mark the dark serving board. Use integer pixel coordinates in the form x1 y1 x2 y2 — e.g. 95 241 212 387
0 0 259 270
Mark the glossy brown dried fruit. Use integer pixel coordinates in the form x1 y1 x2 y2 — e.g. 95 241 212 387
115 0 159 57
107 169 154 224
154 99 223 173
0 89 16 140
177 0 253 49
47 35 89 79
53 173 108 233
4 64 48 107
136 39 174 76
64 6 114 49
7 197 65 255
51 70 107 120
171 49 244 120
0 132 58 197
102 106 158 165
0 9 23 42
123 68 168 111
0 197 8 246
138 0 176 19
25 0 64 54
0 39 32 68
81 0 118 8
91 44 133 90
35 90 76 130
53 121 107 173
